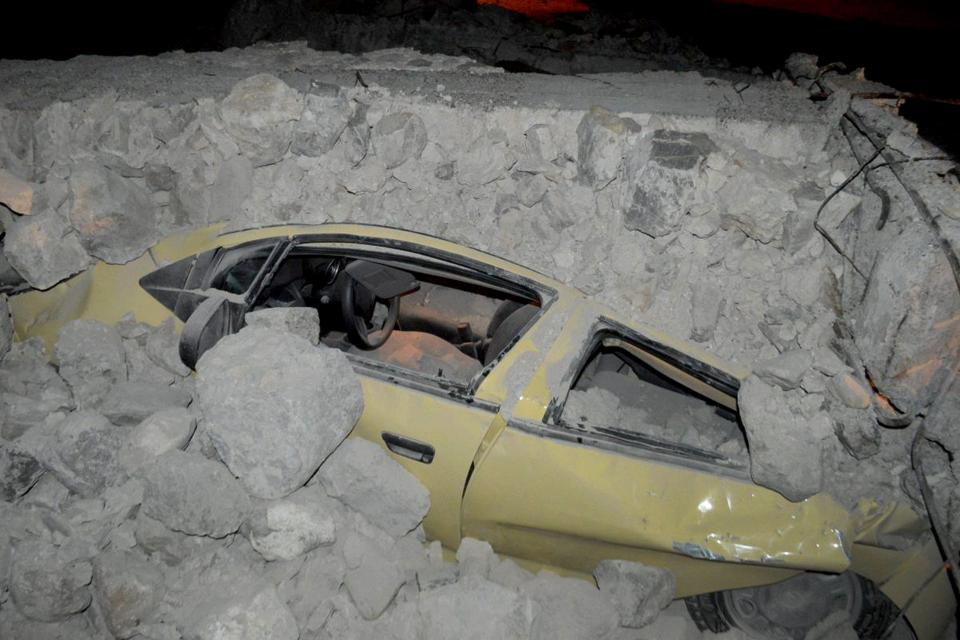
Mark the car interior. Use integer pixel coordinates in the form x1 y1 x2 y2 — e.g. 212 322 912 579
220 244 542 385
560 341 748 461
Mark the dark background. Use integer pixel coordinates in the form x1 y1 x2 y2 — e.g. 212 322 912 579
2 0 958 151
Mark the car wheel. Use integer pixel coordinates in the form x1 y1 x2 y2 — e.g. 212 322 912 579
684 572 909 639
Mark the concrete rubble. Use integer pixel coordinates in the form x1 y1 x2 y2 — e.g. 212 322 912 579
0 316 679 639
0 27 957 639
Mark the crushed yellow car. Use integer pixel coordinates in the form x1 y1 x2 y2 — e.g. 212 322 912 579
9 223 955 639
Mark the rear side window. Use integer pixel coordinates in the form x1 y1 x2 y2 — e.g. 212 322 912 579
556 331 747 462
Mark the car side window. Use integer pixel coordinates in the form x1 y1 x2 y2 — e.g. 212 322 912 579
557 330 748 462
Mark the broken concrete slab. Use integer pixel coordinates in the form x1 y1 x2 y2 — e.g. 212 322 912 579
140 450 251 538
317 437 430 537
55 319 127 409
593 559 675 628
197 327 363 499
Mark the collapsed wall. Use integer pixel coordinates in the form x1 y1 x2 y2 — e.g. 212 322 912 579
0 41 958 636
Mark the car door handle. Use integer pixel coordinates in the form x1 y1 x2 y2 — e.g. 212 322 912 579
381 432 435 464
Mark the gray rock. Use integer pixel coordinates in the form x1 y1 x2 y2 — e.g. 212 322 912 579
145 318 191 377
340 102 370 166
55 319 127 409
542 182 594 232
371 112 427 169
488 558 535 590
832 407 880 460
0 294 11 360
279 549 346 635
243 307 320 345
455 537 498 579
457 140 514 186
244 486 337 561
317 437 430 537
753 349 814 390
828 373 872 409
0 441 44 502
521 573 619 640
784 52 819 82
0 442 45 501
342 536 406 620
418 575 537 640
292 92 352 157
197 327 363 499
92 550 165 639
3 210 90 290
219 74 304 167
417 563 459 591
524 124 559 162
738 376 831 501
206 154 255 224
141 450 251 538
181 579 299 640
514 173 548 207
622 130 716 238
593 559 675 628
10 539 92 622
67 162 161 264
99 381 192 427
133 513 219 566
120 407 197 471
42 411 125 497
0 339 75 440
576 106 641 189
718 169 797 244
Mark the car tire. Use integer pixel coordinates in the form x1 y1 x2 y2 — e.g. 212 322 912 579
684 573 909 639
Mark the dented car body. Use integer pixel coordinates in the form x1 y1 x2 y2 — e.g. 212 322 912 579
8 224 955 639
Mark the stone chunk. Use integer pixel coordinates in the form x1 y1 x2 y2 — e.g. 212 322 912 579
622 130 716 238
3 211 90 290
0 168 33 214
718 169 797 244
577 106 641 189
244 486 337 561
41 411 125 497
55 319 127 408
753 349 813 390
832 407 880 460
141 450 251 538
145 318 191 377
317 437 430 537
292 92 352 157
417 563 460 591
0 339 74 440
343 537 406 620
690 280 723 343
0 442 45 500
593 559 675 628
244 307 320 345
829 373 872 409
68 162 160 263
197 327 363 499
220 74 304 167
92 550 165 639
0 294 10 360
181 580 299 640
418 575 537 640
10 539 92 622
100 381 192 426
522 573 620 639
455 537 498 579
120 407 197 471
738 376 830 501
371 112 427 169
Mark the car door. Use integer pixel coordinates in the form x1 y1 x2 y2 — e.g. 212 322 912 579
461 310 854 596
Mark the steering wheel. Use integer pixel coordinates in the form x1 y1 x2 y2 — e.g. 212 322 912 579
340 274 399 350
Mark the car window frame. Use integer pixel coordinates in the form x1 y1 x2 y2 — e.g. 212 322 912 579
266 234 558 402
542 316 747 472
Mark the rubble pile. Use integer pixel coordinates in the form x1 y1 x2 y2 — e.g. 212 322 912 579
0 40 958 636
0 317 686 639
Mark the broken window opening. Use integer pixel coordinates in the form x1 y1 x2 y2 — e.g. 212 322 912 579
248 244 542 387
557 331 748 463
